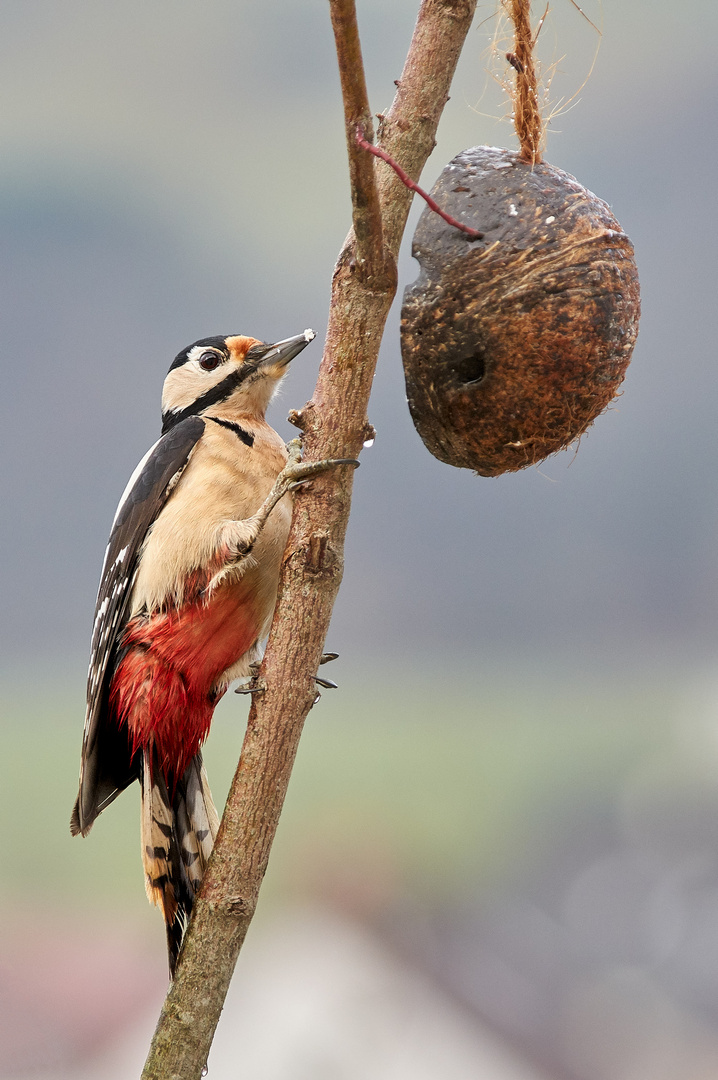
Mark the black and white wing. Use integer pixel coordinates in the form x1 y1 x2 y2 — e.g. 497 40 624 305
71 415 206 836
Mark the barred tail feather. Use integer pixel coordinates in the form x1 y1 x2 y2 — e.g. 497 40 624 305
174 754 220 889
140 750 219 976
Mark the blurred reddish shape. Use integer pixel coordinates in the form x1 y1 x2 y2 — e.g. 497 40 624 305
0 909 165 1076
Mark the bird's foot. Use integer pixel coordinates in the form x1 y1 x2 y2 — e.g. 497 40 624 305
234 663 265 695
236 656 338 696
275 438 359 498
314 651 339 689
234 681 264 695
231 443 358 559
314 675 338 690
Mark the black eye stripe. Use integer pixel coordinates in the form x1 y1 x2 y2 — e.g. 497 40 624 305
161 366 256 433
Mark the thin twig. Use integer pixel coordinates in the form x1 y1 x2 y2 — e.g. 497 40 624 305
355 127 483 240
140 1 477 1076
329 0 386 277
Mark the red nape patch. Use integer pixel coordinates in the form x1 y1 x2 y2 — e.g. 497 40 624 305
110 587 261 789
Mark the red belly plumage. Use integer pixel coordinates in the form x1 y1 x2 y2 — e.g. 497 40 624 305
110 584 260 789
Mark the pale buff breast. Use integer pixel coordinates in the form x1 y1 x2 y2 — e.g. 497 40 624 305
130 419 291 619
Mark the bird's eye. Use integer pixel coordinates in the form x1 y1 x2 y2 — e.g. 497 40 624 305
199 351 221 371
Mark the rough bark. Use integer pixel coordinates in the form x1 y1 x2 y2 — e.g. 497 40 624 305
141 2 477 1077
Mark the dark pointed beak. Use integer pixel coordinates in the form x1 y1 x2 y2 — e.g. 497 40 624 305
253 329 316 370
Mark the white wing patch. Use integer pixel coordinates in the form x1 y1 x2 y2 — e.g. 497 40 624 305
112 439 162 529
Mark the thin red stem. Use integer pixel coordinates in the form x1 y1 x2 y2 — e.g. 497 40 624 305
355 127 483 240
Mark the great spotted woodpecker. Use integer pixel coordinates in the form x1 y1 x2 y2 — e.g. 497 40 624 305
71 329 355 974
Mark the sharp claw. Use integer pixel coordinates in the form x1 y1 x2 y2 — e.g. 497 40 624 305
234 682 264 695
298 458 359 477
314 676 338 690
319 652 339 665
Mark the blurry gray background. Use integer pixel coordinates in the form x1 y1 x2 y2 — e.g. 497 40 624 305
1 2 718 1078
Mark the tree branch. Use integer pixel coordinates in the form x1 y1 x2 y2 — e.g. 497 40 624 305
329 0 386 277
141 1 477 1076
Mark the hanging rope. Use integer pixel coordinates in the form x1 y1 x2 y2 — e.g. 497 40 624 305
505 0 543 164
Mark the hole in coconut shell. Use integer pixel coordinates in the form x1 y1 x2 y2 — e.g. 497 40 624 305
451 349 486 385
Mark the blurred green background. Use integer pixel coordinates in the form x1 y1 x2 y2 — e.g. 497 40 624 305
1 1 718 1076
0 668 671 914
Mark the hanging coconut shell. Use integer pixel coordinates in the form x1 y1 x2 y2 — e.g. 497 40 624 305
400 145 640 476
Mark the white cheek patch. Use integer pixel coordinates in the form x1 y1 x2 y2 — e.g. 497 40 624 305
161 359 239 417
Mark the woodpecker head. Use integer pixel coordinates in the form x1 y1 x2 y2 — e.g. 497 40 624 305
161 329 315 433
